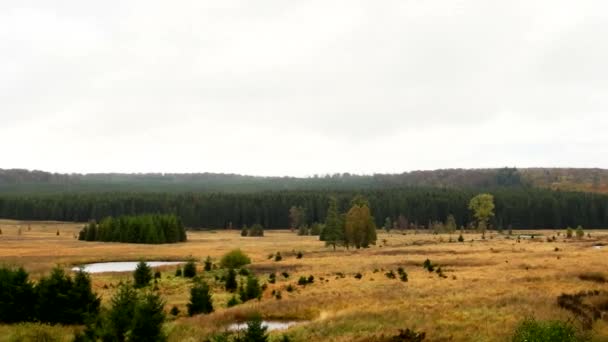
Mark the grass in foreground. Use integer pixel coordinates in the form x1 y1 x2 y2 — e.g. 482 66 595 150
1 220 608 341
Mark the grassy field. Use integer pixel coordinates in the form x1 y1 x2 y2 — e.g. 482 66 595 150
1 219 608 341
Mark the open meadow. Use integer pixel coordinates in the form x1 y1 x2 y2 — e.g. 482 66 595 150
1 219 608 341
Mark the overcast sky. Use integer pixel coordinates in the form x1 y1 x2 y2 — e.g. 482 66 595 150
1 1 607 176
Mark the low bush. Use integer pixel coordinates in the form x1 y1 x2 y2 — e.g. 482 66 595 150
204 256 213 271
422 259 434 272
220 249 251 269
512 317 587 342
227 295 239 308
578 272 606 283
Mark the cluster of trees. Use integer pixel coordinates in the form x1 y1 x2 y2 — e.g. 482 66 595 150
241 224 264 237
0 267 100 325
76 283 166 342
78 214 187 244
2 187 608 230
320 196 377 249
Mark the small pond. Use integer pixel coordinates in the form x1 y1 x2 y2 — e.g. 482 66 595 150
227 321 306 332
72 261 183 273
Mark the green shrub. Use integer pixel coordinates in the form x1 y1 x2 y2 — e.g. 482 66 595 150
281 272 290 278
248 224 265 237
512 317 586 342
274 252 282 262
296 251 303 259
204 256 213 271
225 268 238 292
422 259 434 272
576 226 585 239
175 267 182 277
227 295 239 308
220 249 251 269
566 227 573 238
154 271 161 279
170 306 180 316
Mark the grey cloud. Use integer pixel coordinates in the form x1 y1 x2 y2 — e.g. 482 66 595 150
1 1 607 175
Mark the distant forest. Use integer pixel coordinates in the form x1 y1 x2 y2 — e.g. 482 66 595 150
1 188 607 229
1 167 608 194
1 168 608 229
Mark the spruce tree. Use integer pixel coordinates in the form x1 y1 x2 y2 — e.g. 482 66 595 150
0 267 35 323
130 292 166 342
225 268 238 292
243 315 269 342
106 283 138 342
183 259 197 278
204 256 213 271
70 269 101 322
241 275 261 302
187 281 214 316
133 261 153 288
320 197 344 250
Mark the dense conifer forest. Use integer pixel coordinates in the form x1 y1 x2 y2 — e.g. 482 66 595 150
1 187 607 229
78 214 187 244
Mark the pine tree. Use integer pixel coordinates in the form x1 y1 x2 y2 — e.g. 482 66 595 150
187 281 214 316
133 261 153 288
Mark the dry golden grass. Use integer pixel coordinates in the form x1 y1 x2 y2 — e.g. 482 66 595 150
1 219 608 341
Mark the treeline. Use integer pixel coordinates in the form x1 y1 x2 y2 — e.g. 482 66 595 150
1 188 608 229
0 167 524 194
0 267 99 324
78 214 187 244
